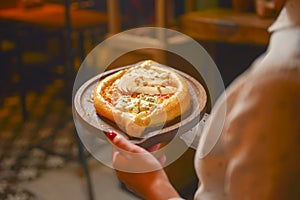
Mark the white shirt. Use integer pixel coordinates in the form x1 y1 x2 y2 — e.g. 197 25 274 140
194 1 300 199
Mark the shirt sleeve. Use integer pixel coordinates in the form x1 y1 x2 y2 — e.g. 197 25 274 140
226 69 300 199
195 68 300 200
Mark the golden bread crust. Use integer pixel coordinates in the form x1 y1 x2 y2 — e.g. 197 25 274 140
94 69 127 124
93 60 191 137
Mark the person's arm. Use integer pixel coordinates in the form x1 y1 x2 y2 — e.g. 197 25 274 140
224 70 300 199
197 70 300 199
106 131 181 200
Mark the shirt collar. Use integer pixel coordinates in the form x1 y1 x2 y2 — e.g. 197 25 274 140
268 0 300 32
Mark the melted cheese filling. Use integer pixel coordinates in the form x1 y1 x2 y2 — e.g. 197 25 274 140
117 63 177 95
101 61 178 115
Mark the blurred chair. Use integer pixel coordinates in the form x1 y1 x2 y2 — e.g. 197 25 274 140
1 2 108 200
0 0 108 120
0 20 55 120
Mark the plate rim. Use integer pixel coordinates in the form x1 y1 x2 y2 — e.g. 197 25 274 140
74 63 207 147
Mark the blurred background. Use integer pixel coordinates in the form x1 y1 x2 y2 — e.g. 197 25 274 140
0 0 277 199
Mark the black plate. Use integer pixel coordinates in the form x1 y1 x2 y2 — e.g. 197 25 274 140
74 65 207 149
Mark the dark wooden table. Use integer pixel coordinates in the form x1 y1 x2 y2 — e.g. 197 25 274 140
180 8 274 45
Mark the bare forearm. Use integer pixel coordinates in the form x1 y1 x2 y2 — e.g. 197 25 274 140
144 179 181 200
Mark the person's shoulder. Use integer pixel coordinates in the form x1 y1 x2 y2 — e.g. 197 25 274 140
228 66 300 128
232 67 300 135
243 67 300 102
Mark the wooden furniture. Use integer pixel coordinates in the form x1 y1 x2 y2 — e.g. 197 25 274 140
107 0 168 35
0 3 108 200
0 3 107 30
179 7 275 86
180 8 274 45
0 3 107 118
106 0 175 63
0 2 107 66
